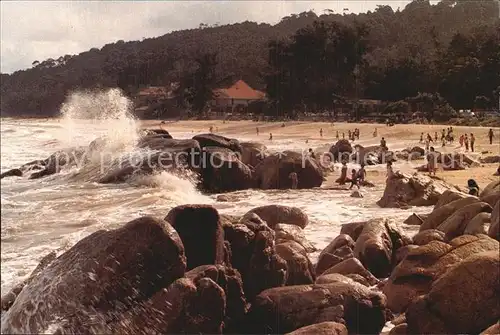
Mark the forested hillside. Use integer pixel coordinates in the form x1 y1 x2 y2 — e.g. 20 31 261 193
1 0 499 117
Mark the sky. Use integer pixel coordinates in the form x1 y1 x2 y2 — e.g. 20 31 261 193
1 1 413 74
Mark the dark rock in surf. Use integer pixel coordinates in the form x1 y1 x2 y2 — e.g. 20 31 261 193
198 146 254 192
329 139 353 162
0 168 22 179
240 141 268 168
193 133 242 153
165 205 225 270
1 216 187 334
253 150 323 189
242 204 309 229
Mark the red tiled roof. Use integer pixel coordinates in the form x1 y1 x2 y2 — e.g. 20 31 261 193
214 80 265 100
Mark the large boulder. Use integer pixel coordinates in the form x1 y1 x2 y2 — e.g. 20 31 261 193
315 234 355 276
377 172 458 208
406 251 500 334
275 223 316 252
198 147 254 192
382 235 499 313
412 229 445 245
419 196 479 232
285 322 348 335
185 265 248 332
165 205 225 270
321 257 379 286
488 200 499 240
1 216 187 334
254 151 324 189
433 190 470 209
240 142 268 168
353 218 411 278
242 205 309 229
246 281 388 334
275 243 315 285
193 133 242 153
437 201 492 240
464 212 491 235
329 139 353 162
340 221 366 241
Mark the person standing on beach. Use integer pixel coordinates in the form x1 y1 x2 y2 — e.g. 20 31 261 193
289 172 298 189
320 128 323 138
209 126 213 133
441 129 446 141
357 163 366 184
256 127 259 135
338 161 348 185
420 133 424 143
464 134 469 151
348 130 352 140
336 130 339 139
349 169 359 189
427 133 433 143
427 147 437 176
434 131 438 142
459 134 464 147
342 132 345 139
425 137 430 151
470 133 475 152
386 161 394 179
380 137 387 149
488 129 494 145
269 133 273 141
374 128 378 137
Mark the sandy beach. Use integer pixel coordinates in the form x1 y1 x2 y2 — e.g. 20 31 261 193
143 119 500 189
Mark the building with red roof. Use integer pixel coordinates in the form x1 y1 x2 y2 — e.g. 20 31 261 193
212 80 266 110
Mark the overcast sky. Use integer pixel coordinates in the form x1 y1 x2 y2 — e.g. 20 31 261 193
1 1 413 74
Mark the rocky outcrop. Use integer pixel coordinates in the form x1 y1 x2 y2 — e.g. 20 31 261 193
464 212 491 235
321 257 379 286
488 200 499 240
353 218 411 278
315 234 355 276
198 146 254 192
275 223 316 252
275 243 315 285
1 216 187 334
192 133 242 153
436 201 492 240
184 265 248 332
0 168 23 179
254 151 324 189
247 281 388 334
377 172 458 208
339 221 366 241
165 205 225 270
406 251 500 334
242 205 309 229
382 235 499 313
419 196 478 231
329 139 353 162
240 142 268 168
285 321 348 335
412 229 445 245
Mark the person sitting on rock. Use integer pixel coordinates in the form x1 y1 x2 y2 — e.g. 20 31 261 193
289 172 298 189
467 179 480 196
349 169 359 190
427 147 437 176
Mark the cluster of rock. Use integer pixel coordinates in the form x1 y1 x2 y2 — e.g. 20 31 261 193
2 178 499 334
0 130 325 192
330 140 396 166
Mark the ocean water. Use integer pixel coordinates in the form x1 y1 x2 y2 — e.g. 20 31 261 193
0 89 432 300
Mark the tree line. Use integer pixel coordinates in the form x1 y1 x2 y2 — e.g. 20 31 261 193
0 0 499 118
